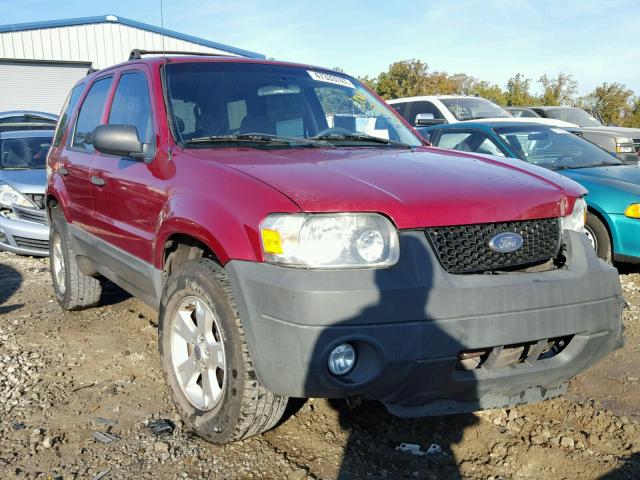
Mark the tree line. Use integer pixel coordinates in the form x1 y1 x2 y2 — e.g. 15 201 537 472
356 59 640 128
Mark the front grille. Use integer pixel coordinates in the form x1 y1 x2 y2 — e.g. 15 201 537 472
13 236 49 251
425 218 560 274
13 205 47 225
633 138 640 153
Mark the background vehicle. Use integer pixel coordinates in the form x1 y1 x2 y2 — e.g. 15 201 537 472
47 54 622 444
388 95 577 128
0 111 58 132
528 106 640 164
506 107 542 118
0 112 55 256
425 121 640 263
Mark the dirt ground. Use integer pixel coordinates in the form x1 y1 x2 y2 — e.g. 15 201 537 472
0 250 638 480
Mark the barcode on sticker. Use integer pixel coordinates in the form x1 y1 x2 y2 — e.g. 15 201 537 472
307 70 355 88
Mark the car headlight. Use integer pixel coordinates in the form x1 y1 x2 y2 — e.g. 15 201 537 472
561 197 587 233
616 137 635 154
0 181 35 209
260 213 399 268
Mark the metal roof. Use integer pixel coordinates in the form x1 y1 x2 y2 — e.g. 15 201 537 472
0 14 265 59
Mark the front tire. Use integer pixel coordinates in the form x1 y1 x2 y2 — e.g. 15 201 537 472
158 258 287 443
49 205 102 310
585 212 612 263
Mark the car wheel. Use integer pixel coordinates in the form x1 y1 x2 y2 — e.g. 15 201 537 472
49 205 102 310
585 212 612 263
158 258 288 443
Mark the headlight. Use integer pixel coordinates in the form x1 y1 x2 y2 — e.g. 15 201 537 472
0 182 35 209
260 213 399 268
616 137 635 154
560 197 587 232
625 204 640 219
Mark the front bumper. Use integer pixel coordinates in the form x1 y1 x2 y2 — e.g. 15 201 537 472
610 213 640 263
0 211 49 256
226 230 623 415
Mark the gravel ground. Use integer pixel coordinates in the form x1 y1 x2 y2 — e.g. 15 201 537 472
0 250 638 480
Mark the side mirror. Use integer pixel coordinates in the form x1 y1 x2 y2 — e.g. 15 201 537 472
415 113 446 126
93 125 149 161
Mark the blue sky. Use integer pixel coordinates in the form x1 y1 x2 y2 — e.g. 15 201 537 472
1 0 638 95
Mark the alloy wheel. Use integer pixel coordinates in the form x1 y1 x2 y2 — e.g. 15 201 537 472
171 296 226 411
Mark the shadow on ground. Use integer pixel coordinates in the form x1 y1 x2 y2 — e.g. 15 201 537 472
599 452 640 479
0 262 23 314
98 277 132 307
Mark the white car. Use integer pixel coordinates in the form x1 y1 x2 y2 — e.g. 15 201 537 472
388 95 578 129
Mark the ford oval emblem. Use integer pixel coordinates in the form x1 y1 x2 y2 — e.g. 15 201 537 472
489 232 523 253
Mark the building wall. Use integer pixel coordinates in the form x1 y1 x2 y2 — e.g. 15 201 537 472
0 21 237 69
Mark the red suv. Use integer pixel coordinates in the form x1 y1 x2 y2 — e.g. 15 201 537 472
46 53 624 443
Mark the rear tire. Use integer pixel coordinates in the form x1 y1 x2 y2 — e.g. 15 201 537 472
585 212 612 263
158 258 287 443
49 205 102 310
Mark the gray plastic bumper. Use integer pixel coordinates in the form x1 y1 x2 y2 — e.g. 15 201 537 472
0 212 49 256
225 230 623 415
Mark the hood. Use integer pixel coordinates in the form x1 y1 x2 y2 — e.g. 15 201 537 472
581 126 640 137
0 169 46 194
467 117 578 128
197 147 586 229
561 165 640 196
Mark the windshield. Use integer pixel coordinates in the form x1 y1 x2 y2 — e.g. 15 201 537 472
164 62 422 148
545 108 602 127
495 126 621 170
440 97 511 121
0 136 52 169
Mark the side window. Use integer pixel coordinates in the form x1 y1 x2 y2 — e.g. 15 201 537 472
108 72 154 144
72 77 113 152
435 131 506 157
53 84 84 147
390 102 410 122
407 101 444 125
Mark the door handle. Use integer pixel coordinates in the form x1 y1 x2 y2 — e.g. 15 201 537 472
90 175 106 187
58 165 69 176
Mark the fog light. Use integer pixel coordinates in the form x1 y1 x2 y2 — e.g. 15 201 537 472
328 343 356 376
0 229 6 243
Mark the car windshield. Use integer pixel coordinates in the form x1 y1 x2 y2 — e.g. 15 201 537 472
164 62 422 148
0 136 52 169
440 98 511 121
495 126 621 170
545 108 602 127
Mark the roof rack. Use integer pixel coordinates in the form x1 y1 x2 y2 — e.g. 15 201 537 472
128 49 231 60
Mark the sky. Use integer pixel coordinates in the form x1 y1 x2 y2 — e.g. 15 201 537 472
1 0 639 95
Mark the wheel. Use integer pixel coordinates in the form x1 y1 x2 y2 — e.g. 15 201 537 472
585 212 612 263
158 258 287 443
49 205 102 310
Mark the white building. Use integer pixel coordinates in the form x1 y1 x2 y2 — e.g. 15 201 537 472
0 14 263 114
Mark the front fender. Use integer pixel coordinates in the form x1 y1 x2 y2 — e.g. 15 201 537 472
153 189 298 269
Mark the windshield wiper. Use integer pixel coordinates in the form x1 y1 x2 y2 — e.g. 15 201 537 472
184 133 330 148
311 132 412 148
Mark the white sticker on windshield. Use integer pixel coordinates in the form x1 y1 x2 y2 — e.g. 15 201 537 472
550 127 570 134
307 70 355 88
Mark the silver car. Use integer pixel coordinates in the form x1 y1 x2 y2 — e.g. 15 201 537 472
0 129 54 256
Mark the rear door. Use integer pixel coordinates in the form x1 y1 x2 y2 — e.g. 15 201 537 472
89 67 165 265
63 76 114 230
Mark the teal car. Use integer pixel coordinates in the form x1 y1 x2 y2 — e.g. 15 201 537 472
423 121 640 263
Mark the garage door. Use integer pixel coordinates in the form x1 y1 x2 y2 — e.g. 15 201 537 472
0 61 91 115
